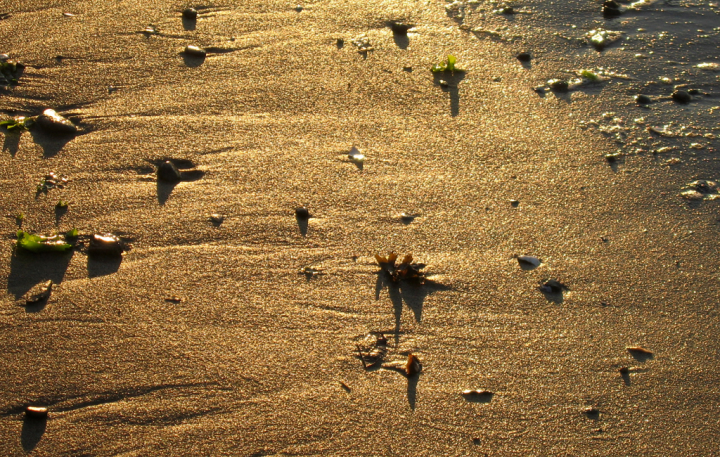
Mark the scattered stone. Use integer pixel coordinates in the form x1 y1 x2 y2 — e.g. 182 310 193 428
605 152 622 163
24 280 53 305
184 45 206 57
25 406 48 419
510 199 519 207
671 90 691 104
618 366 629 374
517 52 531 62
539 279 568 294
295 207 311 220
461 390 494 400
157 161 182 182
389 21 412 35
351 35 373 53
336 38 344 49
635 94 652 104
88 234 125 256
405 353 422 376
602 0 622 17
294 5 303 12
209 213 225 224
165 296 182 303
182 8 198 20
548 79 569 92
36 109 77 134
696 62 720 72
400 212 419 223
584 407 600 417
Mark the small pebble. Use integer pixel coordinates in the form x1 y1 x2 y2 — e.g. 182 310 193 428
184 45 206 57
295 207 311 220
336 38 344 48
462 390 494 399
540 279 568 293
501 6 514 14
294 5 303 12
209 213 225 224
88 234 124 256
602 0 622 17
25 406 48 419
671 90 691 104
157 161 182 182
635 94 652 104
165 296 182 303
517 52 531 62
516 255 541 268
389 21 411 36
619 366 629 374
36 109 77 135
548 79 569 92
510 199 519 207
584 407 600 416
182 8 198 20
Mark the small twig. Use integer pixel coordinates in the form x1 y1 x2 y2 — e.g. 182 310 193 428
355 344 367 369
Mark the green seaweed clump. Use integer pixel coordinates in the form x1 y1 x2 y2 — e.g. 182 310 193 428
0 116 31 132
432 55 463 73
16 230 72 253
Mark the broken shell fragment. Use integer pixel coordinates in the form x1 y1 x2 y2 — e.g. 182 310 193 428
36 109 78 134
157 161 182 182
184 45 206 57
405 353 422 376
25 406 48 419
24 280 53 305
626 346 653 356
88 234 125 256
515 255 541 268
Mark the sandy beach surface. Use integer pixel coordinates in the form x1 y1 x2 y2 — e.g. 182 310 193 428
2 0 719 455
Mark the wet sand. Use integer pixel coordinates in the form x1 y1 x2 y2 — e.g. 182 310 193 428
1 0 720 455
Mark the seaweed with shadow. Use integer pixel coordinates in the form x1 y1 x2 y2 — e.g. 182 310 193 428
29 124 76 158
1 129 22 157
21 415 46 452
374 253 451 344
433 71 466 117
152 158 205 205
7 250 73 300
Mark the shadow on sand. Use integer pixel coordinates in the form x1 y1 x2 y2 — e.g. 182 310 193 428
7 250 73 299
21 416 47 452
433 71 466 117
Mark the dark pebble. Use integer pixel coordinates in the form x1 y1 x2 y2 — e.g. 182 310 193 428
540 279 567 293
182 8 197 19
501 6 514 14
36 109 77 134
184 45 206 57
157 161 182 182
549 79 569 92
88 234 125 256
510 199 519 207
671 90 691 104
584 407 600 417
25 406 48 419
389 21 411 36
688 88 701 95
517 52 531 62
602 0 622 17
336 38 344 49
295 207 311 220
635 94 652 104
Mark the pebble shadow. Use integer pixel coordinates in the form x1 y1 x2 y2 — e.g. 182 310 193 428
182 16 196 31
29 128 76 158
87 256 122 278
21 416 46 452
2 130 21 157
182 53 205 67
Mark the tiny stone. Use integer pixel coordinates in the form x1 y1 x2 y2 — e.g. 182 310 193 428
635 94 652 104
182 8 198 20
389 21 411 35
157 161 182 182
24 280 53 305
165 296 182 303
88 234 124 256
688 88 701 95
584 407 600 416
36 109 78 135
619 366 629 374
295 207 311 220
549 79 569 92
402 66 413 72
294 5 303 12
602 0 622 17
517 52 531 62
184 45 206 57
510 199 519 207
439 80 449 87
209 213 225 224
336 38 344 48
671 90 691 104
25 406 48 419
